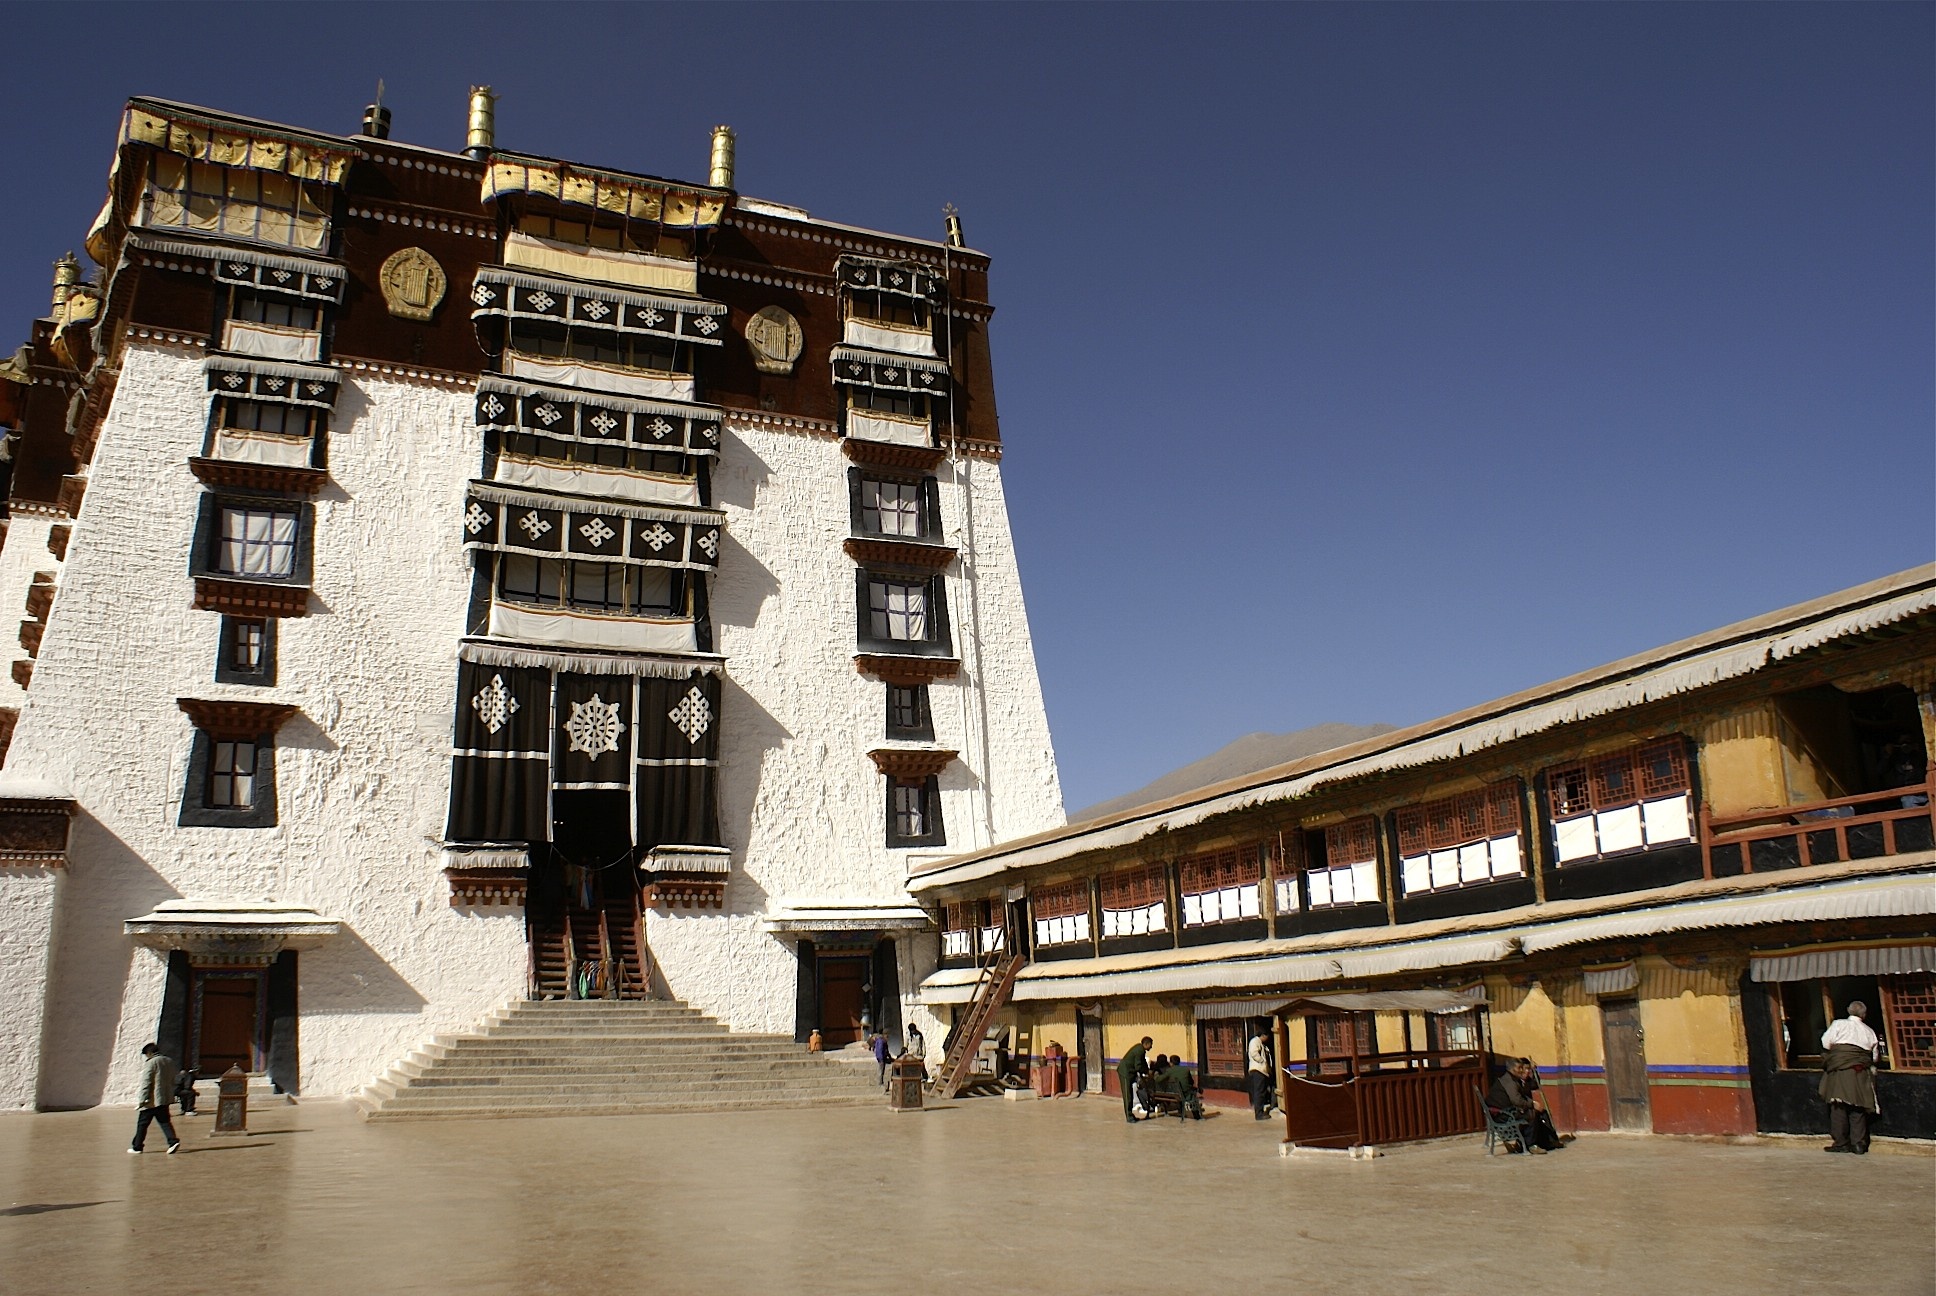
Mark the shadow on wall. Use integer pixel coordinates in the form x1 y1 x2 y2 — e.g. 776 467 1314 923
36 809 180 1110
708 526 781 633
716 676 792 866
299 924 427 1016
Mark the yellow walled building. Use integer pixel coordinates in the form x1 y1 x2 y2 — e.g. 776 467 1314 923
912 569 1936 1144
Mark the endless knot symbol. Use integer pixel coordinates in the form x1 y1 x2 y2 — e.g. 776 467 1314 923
471 284 495 306
668 686 711 744
534 403 562 426
464 502 490 535
223 374 245 389
647 418 674 438
480 394 506 418
691 316 718 336
471 673 519 735
638 523 675 551
306 383 327 397
563 694 626 757
518 510 552 540
578 518 615 547
271 270 292 283
882 368 900 382
637 308 664 327
695 529 718 559
228 264 249 277
890 272 905 287
264 378 286 392
588 412 618 435
582 300 611 321
527 291 556 312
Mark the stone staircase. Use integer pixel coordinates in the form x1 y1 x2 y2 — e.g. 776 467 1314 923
357 999 883 1121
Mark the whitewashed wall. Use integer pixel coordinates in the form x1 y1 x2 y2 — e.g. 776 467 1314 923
0 512 61 712
0 344 522 1107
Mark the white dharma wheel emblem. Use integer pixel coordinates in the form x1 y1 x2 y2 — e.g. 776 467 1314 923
563 694 626 757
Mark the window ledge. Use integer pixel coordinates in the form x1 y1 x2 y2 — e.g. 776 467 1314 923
869 747 958 780
854 653 960 684
194 577 311 618
189 457 327 495
841 438 946 472
177 697 297 740
844 537 955 570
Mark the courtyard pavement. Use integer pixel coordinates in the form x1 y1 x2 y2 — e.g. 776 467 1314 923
2 1094 1931 1295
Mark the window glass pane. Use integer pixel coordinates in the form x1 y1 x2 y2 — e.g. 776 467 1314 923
869 580 928 641
217 507 298 578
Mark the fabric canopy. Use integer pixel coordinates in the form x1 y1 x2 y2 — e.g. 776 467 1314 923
462 488 721 571
128 234 344 302
829 345 951 393
122 104 357 183
483 156 728 228
1749 943 1936 982
836 255 944 301
206 357 338 409
471 268 727 345
476 376 720 456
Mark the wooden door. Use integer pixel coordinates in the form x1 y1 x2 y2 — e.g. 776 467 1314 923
818 958 867 1046
1203 1020 1245 1083
1600 997 1651 1131
1079 1014 1104 1092
196 974 260 1073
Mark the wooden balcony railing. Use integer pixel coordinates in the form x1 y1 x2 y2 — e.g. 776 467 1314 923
1701 776 1934 877
1281 1049 1487 1148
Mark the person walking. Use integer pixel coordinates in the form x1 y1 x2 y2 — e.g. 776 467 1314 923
871 1031 892 1089
1247 1031 1273 1120
1820 1001 1880 1154
129 1043 183 1155
1117 1036 1153 1123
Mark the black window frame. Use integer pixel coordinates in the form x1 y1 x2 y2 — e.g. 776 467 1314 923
847 468 941 541
845 289 928 330
494 553 685 618
885 683 934 741
505 319 689 376
189 492 316 588
179 729 279 829
855 568 952 656
228 289 322 332
885 775 946 849
215 615 278 686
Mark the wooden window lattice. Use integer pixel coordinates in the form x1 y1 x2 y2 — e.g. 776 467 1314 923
1883 974 1936 1074
1203 1020 1245 1077
1178 847 1256 896
1324 818 1378 866
1099 864 1167 911
1399 782 1523 853
1550 740 1689 816
1637 739 1691 799
1031 879 1090 921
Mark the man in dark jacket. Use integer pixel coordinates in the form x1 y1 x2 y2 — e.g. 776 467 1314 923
130 1043 182 1155
1820 1001 1880 1154
1117 1036 1153 1123
1486 1058 1556 1153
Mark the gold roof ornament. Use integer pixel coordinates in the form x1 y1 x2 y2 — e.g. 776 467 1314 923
709 125 736 190
466 85 497 159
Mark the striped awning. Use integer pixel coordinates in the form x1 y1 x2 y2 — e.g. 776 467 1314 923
1582 963 1639 995
1749 943 1936 982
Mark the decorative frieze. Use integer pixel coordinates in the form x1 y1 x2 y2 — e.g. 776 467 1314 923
193 577 310 618
868 748 958 780
854 653 960 686
0 795 73 867
177 697 297 739
189 457 327 495
843 537 955 570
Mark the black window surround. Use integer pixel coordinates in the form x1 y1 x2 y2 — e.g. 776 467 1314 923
215 615 278 686
885 683 934 742
885 775 945 849
189 491 316 589
847 468 941 541
179 729 279 829
855 568 952 657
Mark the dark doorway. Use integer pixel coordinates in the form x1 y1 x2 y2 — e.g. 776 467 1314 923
1601 997 1651 1131
818 957 869 1046
1079 1012 1104 1092
194 972 262 1073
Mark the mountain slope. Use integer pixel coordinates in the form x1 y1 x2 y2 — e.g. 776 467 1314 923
1072 722 1397 823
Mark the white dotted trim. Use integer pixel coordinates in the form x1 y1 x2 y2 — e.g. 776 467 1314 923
135 256 209 276
722 409 837 437
705 266 832 297
348 206 494 239
369 153 478 179
129 329 209 348
729 217 985 268
330 358 472 386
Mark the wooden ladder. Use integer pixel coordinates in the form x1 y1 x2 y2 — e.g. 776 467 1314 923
933 952 1024 1099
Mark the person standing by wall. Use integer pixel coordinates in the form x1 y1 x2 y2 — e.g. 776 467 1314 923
1247 1031 1273 1121
1820 1001 1881 1154
1117 1036 1153 1123
129 1043 182 1155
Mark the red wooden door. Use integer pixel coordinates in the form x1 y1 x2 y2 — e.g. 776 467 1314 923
818 958 867 1046
196 975 260 1073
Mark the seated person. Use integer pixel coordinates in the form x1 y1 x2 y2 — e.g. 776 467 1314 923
1158 1059 1204 1119
1136 1055 1170 1114
1486 1058 1559 1152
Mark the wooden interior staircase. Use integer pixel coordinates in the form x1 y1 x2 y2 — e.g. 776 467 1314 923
529 892 650 1000
933 952 1024 1099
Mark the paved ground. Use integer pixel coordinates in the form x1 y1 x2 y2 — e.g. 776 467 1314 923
2 1095 1931 1296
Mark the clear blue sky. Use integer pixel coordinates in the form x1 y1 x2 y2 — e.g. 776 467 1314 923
2 3 1930 813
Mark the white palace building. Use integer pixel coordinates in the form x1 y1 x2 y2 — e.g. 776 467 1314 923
0 91 1063 1108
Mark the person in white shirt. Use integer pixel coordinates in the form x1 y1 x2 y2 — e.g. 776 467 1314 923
1246 1032 1273 1121
1819 1001 1880 1154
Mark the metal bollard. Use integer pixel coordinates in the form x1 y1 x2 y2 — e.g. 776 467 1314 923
212 1064 248 1136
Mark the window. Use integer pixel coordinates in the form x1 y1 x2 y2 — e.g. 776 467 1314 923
1883 975 1936 1073
1426 1009 1482 1053
869 579 927 641
862 479 924 537
1547 739 1694 864
507 320 687 375
218 399 319 438
846 290 926 329
1394 781 1525 896
886 775 944 848
209 741 256 808
500 431 690 479
885 684 933 741
216 616 276 686
143 155 329 250
1773 973 1935 1073
1309 1013 1377 1076
516 212 692 259
497 555 682 617
218 507 299 579
231 293 320 331
1178 847 1262 927
1098 863 1168 938
942 898 1002 957
848 387 929 419
1031 879 1092 948
1300 818 1380 910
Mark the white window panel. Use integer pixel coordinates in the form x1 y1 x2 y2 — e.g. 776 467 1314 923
1306 871 1333 908
1489 834 1524 878
1182 893 1204 925
1237 884 1260 919
1101 909 1121 938
1597 804 1645 854
1220 886 1241 918
1034 918 1052 946
1350 861 1378 902
979 926 1004 954
1401 855 1430 895
1555 815 1599 862
221 319 321 362
1458 842 1491 883
942 930 971 958
1074 913 1090 942
1429 850 1459 890
1642 794 1692 845
1274 877 1300 914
